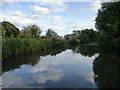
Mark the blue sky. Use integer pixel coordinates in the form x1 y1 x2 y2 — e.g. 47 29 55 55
0 0 112 36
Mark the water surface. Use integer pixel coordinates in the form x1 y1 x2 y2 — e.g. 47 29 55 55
2 49 99 88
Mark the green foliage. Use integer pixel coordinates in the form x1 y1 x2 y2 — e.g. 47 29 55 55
79 29 99 44
45 28 67 47
64 29 99 45
0 21 20 37
2 37 46 59
45 28 58 38
21 25 41 38
95 2 120 48
64 32 80 45
1 22 68 60
2 37 67 60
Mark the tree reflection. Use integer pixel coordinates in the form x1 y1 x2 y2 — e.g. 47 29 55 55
2 47 66 73
71 44 120 88
2 52 40 72
93 51 120 88
71 45 99 57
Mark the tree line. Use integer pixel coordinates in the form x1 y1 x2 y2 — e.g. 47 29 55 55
1 21 61 39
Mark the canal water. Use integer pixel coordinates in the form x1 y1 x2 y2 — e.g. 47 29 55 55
1 46 120 88
1 46 99 88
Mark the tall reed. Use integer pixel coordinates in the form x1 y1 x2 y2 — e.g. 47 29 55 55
2 37 66 60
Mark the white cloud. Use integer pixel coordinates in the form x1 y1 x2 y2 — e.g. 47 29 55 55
1 0 106 2
37 0 65 7
1 1 99 35
38 0 64 3
89 0 102 12
111 0 120 2
0 14 33 27
13 11 26 17
0 10 34 29
50 15 62 21
31 14 40 19
1 0 16 2
72 24 85 30
72 24 95 30
49 2 67 13
65 20 95 31
36 0 67 13
30 5 50 15
3 0 119 2
80 0 102 12
50 5 67 13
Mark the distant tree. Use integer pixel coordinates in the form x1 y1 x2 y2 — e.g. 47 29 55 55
64 29 99 45
21 26 31 38
21 25 41 38
95 2 120 47
0 21 20 37
45 28 58 38
30 25 41 38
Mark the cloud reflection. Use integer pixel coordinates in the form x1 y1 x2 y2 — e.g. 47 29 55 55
2 50 97 88
2 58 64 88
25 59 60 73
32 68 64 84
2 72 29 88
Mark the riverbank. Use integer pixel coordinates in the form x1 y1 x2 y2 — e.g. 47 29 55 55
2 37 66 60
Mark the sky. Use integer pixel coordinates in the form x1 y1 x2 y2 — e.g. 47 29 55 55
0 0 119 36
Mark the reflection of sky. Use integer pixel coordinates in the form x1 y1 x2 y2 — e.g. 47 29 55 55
2 49 98 88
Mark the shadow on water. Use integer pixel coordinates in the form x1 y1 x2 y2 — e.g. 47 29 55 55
70 45 120 88
93 50 120 88
69 45 100 57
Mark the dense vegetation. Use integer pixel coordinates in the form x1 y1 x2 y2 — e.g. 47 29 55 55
95 2 120 49
64 29 99 45
1 1 120 60
93 2 120 88
1 21 66 60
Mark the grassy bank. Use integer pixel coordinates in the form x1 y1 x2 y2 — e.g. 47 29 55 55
2 37 66 60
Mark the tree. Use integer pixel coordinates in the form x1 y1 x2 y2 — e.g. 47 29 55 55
21 25 41 38
45 28 58 38
72 30 81 36
21 26 31 38
0 21 20 37
30 25 41 38
79 29 98 44
95 2 120 46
